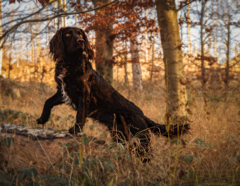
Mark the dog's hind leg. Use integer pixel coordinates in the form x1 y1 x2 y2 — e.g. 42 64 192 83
69 110 85 134
130 127 152 163
37 90 64 126
110 115 152 162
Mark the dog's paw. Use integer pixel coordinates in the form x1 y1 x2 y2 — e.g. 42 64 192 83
36 118 47 125
69 124 82 134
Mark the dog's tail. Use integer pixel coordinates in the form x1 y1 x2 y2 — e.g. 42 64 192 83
144 116 190 138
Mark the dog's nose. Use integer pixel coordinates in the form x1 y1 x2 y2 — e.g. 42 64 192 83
77 38 84 43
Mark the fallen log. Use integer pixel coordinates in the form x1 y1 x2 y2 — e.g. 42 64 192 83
0 124 85 173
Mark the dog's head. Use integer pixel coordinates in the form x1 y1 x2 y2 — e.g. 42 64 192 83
50 27 94 61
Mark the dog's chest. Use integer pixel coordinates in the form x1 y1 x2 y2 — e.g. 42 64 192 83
57 69 77 110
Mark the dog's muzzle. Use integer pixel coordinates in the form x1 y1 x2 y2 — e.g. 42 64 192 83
77 38 85 44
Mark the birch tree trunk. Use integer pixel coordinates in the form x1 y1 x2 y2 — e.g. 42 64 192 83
54 2 58 32
156 0 187 119
130 33 143 91
62 0 66 27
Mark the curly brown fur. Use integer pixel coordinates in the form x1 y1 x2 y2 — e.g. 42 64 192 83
37 27 190 161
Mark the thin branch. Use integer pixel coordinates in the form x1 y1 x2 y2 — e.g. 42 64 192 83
176 0 196 12
26 20 52 47
2 0 58 28
229 58 240 68
0 0 118 41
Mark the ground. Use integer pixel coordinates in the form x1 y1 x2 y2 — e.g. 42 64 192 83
0 74 240 186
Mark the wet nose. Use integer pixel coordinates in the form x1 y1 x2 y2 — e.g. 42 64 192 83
77 37 84 43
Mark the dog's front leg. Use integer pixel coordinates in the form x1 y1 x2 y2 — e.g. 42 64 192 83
37 90 64 126
69 96 88 134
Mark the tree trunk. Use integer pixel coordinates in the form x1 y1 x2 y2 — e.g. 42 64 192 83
130 33 143 91
225 2 230 86
0 0 2 75
35 21 40 82
187 1 191 55
150 31 155 82
225 24 230 86
124 40 128 85
62 0 66 27
94 31 105 76
8 53 11 79
54 2 58 32
156 0 187 119
57 1 61 29
150 10 156 82
30 23 35 82
92 0 115 85
104 25 114 85
200 0 206 85
145 9 148 64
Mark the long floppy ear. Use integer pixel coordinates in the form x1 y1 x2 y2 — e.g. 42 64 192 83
82 30 94 60
50 28 65 62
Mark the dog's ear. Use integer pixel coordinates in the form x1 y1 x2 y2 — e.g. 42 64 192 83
82 30 94 60
50 28 65 61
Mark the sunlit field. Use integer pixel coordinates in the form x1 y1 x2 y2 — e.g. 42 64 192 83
1 75 240 186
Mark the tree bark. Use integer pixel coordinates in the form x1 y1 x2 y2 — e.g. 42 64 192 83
0 0 2 75
30 23 35 82
124 40 128 85
150 31 155 82
130 33 143 91
92 0 115 85
156 0 187 118
187 1 191 55
8 53 11 79
104 24 114 85
200 0 206 85
224 2 230 86
62 0 66 27
0 124 103 172
225 24 230 86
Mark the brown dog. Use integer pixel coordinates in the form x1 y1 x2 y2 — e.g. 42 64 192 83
37 27 190 159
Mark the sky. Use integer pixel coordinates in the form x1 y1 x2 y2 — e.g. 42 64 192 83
2 0 240 65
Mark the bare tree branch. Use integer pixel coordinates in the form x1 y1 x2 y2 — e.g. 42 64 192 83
2 0 58 28
0 0 118 42
176 0 196 12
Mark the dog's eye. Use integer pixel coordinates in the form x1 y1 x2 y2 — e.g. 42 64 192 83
66 33 71 37
79 35 83 38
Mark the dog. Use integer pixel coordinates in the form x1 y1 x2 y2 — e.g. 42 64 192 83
37 27 190 159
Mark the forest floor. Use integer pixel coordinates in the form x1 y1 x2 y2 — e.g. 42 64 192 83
0 75 240 186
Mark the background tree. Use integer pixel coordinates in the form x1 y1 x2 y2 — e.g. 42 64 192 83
155 0 187 121
91 0 116 85
130 31 143 91
0 0 2 75
219 0 240 86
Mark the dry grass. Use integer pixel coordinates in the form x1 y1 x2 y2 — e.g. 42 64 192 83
0 77 240 185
